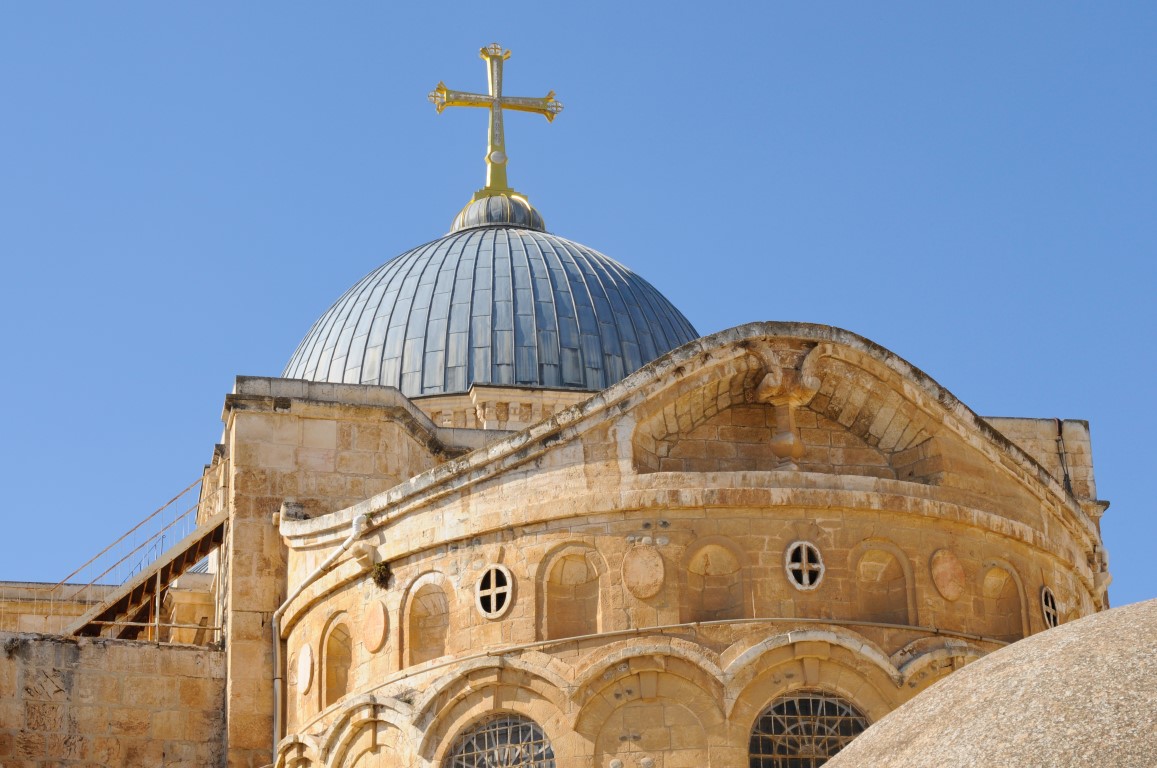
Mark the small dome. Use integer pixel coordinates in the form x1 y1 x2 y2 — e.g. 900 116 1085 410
826 598 1157 768
452 194 545 233
283 226 698 397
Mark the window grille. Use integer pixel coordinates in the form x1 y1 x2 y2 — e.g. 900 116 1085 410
446 714 555 768
749 691 869 768
1041 586 1059 628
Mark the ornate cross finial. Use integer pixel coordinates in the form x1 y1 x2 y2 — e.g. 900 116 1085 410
429 43 563 201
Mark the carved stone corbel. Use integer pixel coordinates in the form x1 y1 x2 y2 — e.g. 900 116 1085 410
750 344 821 469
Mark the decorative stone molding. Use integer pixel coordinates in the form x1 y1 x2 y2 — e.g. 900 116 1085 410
750 344 821 469
363 601 389 653
622 545 665 600
930 549 966 602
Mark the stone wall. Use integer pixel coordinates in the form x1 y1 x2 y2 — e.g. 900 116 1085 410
987 417 1097 500
271 326 1108 767
0 632 224 767
413 384 591 431
0 584 119 635
218 377 494 766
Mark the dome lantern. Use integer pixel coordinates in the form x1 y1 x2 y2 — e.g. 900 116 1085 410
428 43 562 233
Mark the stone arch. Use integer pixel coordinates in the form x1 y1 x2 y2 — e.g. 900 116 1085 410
435 711 560 768
895 638 990 690
574 665 727 768
332 721 403 768
630 353 766 473
978 559 1028 642
848 539 917 626
419 671 571 766
572 642 725 719
535 543 609 640
402 572 452 667
322 695 415 768
725 627 901 726
413 653 573 730
275 734 322 768
747 688 872 766
322 615 354 709
681 536 748 623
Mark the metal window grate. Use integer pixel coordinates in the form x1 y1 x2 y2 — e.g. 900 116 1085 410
749 691 869 768
1041 586 1059 628
447 714 555 768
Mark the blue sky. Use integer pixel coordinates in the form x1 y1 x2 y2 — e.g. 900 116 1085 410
0 4 1153 606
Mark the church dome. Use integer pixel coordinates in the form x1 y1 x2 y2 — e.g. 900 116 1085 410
282 223 698 397
285 43 699 398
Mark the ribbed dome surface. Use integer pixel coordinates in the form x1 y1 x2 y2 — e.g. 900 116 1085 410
283 227 698 397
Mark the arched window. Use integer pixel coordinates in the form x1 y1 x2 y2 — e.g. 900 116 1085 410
855 548 909 625
980 565 1024 642
446 714 555 768
1041 586 1059 628
545 552 600 639
323 622 352 708
683 542 744 623
408 582 450 665
749 691 869 767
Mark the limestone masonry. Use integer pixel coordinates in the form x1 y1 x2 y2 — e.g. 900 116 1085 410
0 320 1114 767
0 41 1127 768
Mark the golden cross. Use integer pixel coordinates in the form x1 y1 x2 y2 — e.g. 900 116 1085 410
429 43 563 200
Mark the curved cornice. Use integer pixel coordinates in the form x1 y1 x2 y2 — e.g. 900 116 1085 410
280 322 1097 556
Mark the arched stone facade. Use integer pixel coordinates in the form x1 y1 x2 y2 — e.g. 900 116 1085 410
269 324 1108 767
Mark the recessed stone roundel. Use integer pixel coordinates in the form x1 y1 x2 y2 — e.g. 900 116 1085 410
297 644 314 695
931 549 966 602
622 546 665 599
363 600 388 653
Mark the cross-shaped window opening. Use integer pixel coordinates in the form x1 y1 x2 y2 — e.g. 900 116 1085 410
1041 586 1059 628
476 564 513 619
786 542 825 591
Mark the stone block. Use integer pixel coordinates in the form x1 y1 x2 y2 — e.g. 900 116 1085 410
179 676 220 709
74 672 121 706
234 412 302 446
302 419 339 449
228 712 273 750
24 700 66 732
718 425 767 443
107 706 151 736
296 447 336 472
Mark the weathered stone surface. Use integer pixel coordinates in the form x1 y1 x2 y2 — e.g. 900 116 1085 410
0 324 1112 768
827 598 1157 768
0 633 224 767
622 546 666 599
362 600 389 653
930 548 966 601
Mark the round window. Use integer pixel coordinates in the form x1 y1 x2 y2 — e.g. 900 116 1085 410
785 541 825 591
1041 586 1059 628
475 564 514 619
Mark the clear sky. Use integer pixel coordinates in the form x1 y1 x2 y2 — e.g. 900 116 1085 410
0 4 1153 607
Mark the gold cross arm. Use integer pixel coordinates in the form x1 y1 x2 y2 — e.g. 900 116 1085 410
428 43 563 199
429 84 563 122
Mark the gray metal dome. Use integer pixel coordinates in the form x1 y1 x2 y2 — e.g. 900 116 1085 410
283 227 698 397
